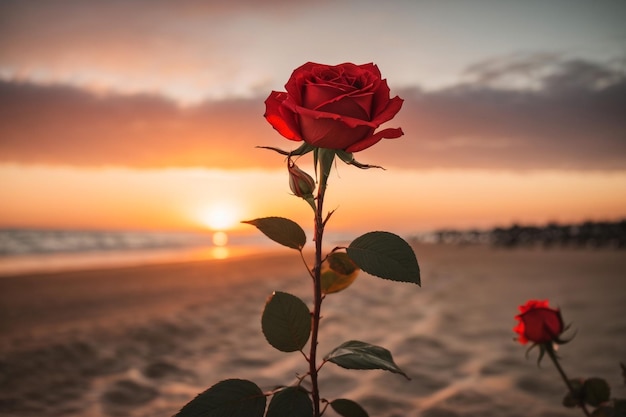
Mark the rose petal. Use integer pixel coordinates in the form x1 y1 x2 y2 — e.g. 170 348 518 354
513 321 528 344
371 78 392 115
291 104 377 128
370 95 404 126
285 62 319 104
303 83 354 109
518 299 550 314
298 112 372 149
264 92 302 142
317 92 374 120
358 62 381 78
313 65 344 85
345 127 404 152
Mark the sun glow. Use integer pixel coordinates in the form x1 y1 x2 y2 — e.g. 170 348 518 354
196 203 240 257
199 203 240 231
212 231 228 246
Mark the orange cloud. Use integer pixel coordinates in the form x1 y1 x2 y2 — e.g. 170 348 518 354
0 81 285 169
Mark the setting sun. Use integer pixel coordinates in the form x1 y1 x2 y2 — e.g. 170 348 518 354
199 202 240 231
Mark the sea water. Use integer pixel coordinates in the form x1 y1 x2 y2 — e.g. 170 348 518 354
0 229 266 275
0 228 356 276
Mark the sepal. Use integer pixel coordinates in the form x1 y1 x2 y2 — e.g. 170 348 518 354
315 147 336 179
336 150 385 170
525 341 561 367
524 342 548 367
257 142 316 157
554 323 577 345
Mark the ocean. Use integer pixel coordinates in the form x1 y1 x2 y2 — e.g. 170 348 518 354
0 228 276 276
0 228 366 276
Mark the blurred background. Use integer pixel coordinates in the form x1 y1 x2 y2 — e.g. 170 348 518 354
1 0 625 271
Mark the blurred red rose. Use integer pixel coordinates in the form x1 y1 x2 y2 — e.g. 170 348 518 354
264 62 404 152
514 300 564 345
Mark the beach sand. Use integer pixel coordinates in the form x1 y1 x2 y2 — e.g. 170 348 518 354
1 244 625 417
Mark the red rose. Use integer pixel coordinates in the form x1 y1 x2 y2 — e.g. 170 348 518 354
514 299 564 345
264 62 404 152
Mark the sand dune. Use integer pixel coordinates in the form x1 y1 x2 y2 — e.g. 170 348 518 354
1 244 625 416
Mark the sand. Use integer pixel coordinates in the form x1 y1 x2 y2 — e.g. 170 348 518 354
1 244 625 417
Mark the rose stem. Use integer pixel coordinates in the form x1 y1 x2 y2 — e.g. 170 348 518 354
545 345 592 417
309 150 332 417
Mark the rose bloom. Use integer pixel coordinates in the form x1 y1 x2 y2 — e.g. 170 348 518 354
514 299 564 345
264 62 404 152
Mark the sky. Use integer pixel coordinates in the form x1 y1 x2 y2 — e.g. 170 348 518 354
1 0 625 236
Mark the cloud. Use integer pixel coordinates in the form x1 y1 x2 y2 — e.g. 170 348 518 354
461 53 625 91
0 3 277 105
0 0 317 102
0 81 284 169
1 58 624 171
3 0 625 105
369 57 626 171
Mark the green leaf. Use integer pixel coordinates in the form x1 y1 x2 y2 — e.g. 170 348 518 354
324 340 410 380
175 379 266 417
562 378 584 408
266 386 313 417
347 231 420 285
583 377 611 407
262 291 311 352
242 217 306 250
330 398 369 417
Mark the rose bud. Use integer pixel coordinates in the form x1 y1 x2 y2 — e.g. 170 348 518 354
264 62 403 152
513 299 565 345
288 158 316 199
320 252 360 295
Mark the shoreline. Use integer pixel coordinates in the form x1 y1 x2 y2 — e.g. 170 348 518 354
0 244 282 278
2 239 623 279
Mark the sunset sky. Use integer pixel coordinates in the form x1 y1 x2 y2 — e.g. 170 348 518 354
1 0 625 236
